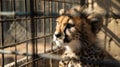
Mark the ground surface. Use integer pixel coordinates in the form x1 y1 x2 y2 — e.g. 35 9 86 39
0 42 51 66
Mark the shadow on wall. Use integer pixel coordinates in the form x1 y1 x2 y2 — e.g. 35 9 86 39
94 0 120 15
94 0 120 61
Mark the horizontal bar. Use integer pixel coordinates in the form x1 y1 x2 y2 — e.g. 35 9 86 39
0 12 15 16
0 11 59 17
102 25 120 47
0 34 53 49
19 57 40 67
0 16 57 23
0 12 43 16
42 0 80 4
0 48 62 60
0 11 120 19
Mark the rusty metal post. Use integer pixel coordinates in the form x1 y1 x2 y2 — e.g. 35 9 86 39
80 0 86 6
0 0 5 66
30 0 37 67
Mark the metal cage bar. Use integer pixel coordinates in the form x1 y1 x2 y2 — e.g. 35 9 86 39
0 0 5 67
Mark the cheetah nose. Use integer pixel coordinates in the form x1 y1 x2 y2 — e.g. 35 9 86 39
55 33 62 38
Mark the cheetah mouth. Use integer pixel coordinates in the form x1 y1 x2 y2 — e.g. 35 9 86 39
53 34 72 46
53 35 64 46
64 36 71 43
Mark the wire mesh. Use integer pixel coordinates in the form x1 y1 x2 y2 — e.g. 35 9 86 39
0 0 82 67
0 0 120 67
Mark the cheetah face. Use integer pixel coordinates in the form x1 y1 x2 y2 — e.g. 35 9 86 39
53 16 77 46
53 6 103 47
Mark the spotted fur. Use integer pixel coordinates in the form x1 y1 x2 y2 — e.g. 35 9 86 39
53 6 113 67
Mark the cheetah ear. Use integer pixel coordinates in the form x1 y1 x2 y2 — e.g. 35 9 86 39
59 9 66 15
87 14 103 34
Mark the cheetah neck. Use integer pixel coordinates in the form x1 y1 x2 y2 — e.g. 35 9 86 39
64 35 97 55
64 39 81 53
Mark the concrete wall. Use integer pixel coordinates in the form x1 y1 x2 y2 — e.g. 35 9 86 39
91 0 120 61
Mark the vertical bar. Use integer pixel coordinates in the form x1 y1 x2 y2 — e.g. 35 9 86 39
43 0 46 67
35 0 37 56
25 0 29 67
0 0 5 66
43 0 46 53
34 0 38 66
80 0 86 6
50 1 53 41
49 1 53 67
1 17 4 67
63 0 65 9
13 0 18 66
30 0 37 67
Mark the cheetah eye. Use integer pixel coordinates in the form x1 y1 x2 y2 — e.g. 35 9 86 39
66 23 75 29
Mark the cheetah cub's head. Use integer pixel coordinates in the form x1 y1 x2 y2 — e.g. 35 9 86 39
53 6 103 51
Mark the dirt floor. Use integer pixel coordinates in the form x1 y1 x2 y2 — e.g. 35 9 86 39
0 42 52 66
